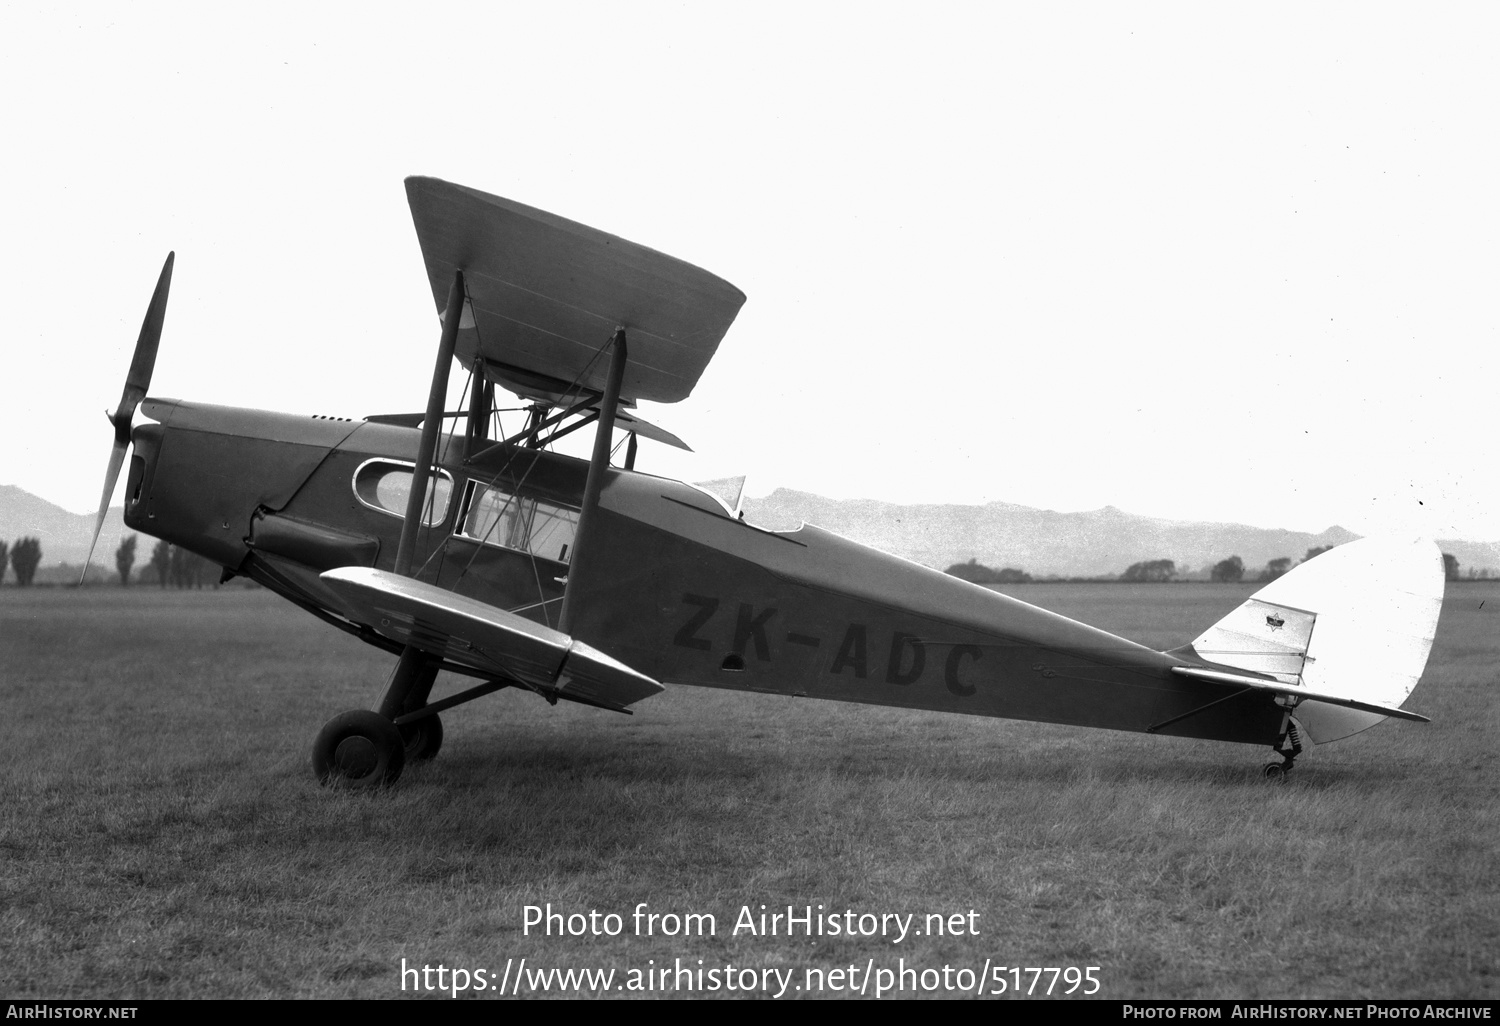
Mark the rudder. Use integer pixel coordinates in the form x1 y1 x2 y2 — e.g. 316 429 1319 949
1183 537 1445 743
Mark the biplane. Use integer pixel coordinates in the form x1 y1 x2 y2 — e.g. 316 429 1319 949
86 177 1445 786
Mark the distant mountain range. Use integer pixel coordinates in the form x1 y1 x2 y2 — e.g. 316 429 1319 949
739 488 1500 579
0 485 131 572
3 483 1497 581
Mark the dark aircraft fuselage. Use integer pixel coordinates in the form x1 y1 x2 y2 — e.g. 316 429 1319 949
124 399 1285 748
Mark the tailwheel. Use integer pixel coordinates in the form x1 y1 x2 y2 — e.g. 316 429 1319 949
399 713 443 762
313 710 405 788
1262 716 1303 781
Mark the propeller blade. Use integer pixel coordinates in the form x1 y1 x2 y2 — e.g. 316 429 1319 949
80 439 129 585
113 251 174 437
85 252 174 585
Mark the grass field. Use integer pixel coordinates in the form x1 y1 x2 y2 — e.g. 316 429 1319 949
0 582 1495 1000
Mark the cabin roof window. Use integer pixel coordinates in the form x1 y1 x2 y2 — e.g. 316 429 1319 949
352 459 453 527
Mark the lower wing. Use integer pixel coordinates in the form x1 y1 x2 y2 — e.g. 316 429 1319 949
320 566 664 712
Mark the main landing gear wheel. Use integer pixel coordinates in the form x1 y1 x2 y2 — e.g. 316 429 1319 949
1262 762 1288 781
399 713 443 762
313 710 405 788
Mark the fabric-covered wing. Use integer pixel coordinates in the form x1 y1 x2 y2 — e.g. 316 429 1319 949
406 177 746 405
320 567 664 710
614 406 690 450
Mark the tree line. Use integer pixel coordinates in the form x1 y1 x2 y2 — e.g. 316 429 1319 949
0 538 42 585
943 559 1033 584
0 535 218 587
148 539 220 588
943 544 1481 584
1198 545 1469 583
1169 546 1337 583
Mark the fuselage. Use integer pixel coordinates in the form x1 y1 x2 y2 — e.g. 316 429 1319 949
124 399 1285 747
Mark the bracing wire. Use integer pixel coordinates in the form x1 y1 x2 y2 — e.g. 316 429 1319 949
447 332 620 626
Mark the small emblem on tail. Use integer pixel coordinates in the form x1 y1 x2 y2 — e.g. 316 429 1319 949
1265 614 1286 631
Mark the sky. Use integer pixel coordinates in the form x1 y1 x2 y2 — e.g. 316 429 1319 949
2 3 1496 542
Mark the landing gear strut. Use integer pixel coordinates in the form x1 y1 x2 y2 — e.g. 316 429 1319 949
313 645 439 787
1263 717 1304 781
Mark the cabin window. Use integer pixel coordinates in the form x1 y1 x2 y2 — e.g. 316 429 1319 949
352 460 453 526
459 482 579 563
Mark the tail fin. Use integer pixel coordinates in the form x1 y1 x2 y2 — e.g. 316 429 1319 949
1182 537 1445 743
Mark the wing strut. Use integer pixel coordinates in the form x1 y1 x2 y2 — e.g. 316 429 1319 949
557 327 627 635
465 376 494 457
372 269 465 761
395 269 465 577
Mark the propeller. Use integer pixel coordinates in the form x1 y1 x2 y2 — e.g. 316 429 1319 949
81 252 174 584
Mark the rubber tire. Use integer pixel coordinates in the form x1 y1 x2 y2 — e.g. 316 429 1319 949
400 713 443 762
313 710 406 788
1262 763 1286 781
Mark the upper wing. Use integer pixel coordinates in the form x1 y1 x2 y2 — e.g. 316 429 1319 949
405 177 747 406
320 567 664 711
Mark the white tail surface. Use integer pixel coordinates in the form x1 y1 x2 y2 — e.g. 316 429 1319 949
1188 537 1445 743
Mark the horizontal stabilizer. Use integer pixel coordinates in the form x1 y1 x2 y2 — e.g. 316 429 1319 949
320 567 664 710
1169 666 1430 723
